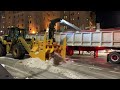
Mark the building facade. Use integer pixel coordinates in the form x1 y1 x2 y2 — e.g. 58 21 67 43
0 11 6 35
0 11 95 35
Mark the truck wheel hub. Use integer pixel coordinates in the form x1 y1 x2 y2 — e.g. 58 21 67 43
111 55 119 61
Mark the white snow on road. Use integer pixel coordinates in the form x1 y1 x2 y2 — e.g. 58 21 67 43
18 58 95 79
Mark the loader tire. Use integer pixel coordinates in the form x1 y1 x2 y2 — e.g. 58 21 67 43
0 44 6 56
12 44 25 59
108 51 120 64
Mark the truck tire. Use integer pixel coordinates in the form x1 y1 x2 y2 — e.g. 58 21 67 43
12 44 25 59
108 51 120 64
0 44 6 56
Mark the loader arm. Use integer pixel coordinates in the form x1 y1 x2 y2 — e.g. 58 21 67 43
49 18 62 39
48 18 80 40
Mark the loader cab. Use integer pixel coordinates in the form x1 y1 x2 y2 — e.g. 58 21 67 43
4 27 27 42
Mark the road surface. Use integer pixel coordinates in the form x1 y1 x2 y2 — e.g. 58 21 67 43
0 53 120 79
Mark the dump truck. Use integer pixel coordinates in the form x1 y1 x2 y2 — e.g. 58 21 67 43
53 28 120 64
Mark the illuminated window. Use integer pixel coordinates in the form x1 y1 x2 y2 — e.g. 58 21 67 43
2 16 5 18
73 18 74 20
64 26 67 29
64 16 67 19
78 12 79 14
64 11 66 13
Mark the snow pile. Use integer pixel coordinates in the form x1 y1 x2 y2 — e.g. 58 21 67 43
21 58 88 79
22 58 52 70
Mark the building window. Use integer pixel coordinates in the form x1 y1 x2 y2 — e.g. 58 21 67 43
64 16 67 19
48 19 50 21
47 13 49 16
36 20 38 24
2 16 5 18
18 20 19 23
64 26 67 29
21 14 23 16
18 25 19 27
29 21 31 23
14 16 15 18
29 28 31 30
71 12 74 16
43 17 45 20
64 11 66 14
77 17 80 20
18 15 19 17
22 19 24 22
22 24 23 27
36 27 38 29
9 16 10 19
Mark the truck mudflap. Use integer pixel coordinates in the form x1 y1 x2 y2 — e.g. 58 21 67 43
0 64 14 79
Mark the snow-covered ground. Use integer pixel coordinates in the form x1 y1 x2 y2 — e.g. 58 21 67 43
14 57 93 79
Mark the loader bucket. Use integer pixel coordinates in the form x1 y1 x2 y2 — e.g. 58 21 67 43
19 33 66 61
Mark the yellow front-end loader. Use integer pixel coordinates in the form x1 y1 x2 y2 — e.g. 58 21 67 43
0 18 67 61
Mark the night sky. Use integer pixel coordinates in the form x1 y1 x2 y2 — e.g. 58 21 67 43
96 11 120 29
